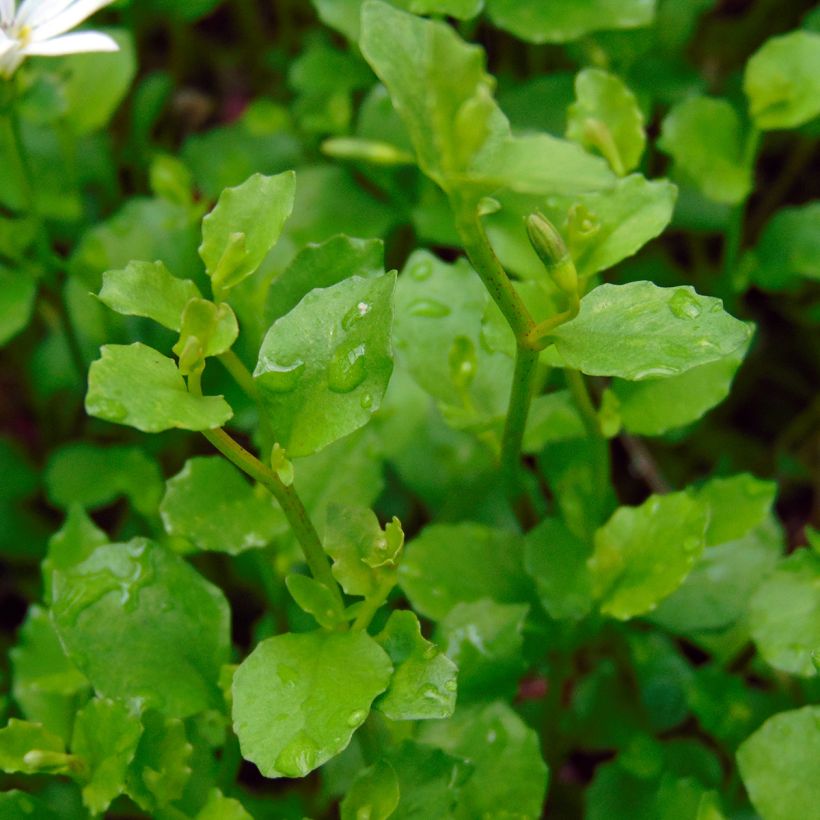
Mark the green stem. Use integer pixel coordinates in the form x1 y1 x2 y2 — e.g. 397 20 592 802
500 346 539 490
187 371 343 608
352 578 394 632
565 369 609 509
218 348 275 450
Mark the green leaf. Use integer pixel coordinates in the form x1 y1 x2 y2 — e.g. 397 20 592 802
399 523 532 621
749 201 820 290
749 549 820 677
199 171 296 293
161 457 283 555
374 610 457 720
611 342 747 436
737 706 820 820
340 759 401 820
650 518 782 635
172 298 239 376
10 605 90 743
324 504 404 598
744 30 820 130
285 574 347 629
86 343 233 433
566 68 646 174
523 390 585 451
266 234 384 323
551 282 752 380
0 791 59 819
658 97 752 204
97 260 201 331
0 267 37 347
232 630 392 778
696 473 777 547
418 701 549 819
197 788 253 820
72 697 143 814
524 517 594 620
486 0 656 44
254 272 396 457
0 719 65 774
45 442 163 516
436 599 529 701
51 539 231 717
589 491 709 619
125 711 192 812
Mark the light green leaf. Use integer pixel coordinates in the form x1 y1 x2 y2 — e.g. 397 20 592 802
486 0 656 43
97 260 201 331
172 298 239 376
197 788 253 820
523 390 585 451
51 539 231 717
341 759 401 820
374 610 457 720
737 706 820 820
255 272 396 457
0 719 65 774
45 442 163 516
567 68 646 174
399 523 532 621
324 504 404 598
72 697 143 815
418 701 549 820
285 573 347 629
749 201 820 290
749 550 820 677
266 234 384 323
232 630 392 778
611 341 748 436
0 267 37 347
199 171 296 293
125 711 192 812
658 97 752 204
524 518 593 620
436 599 528 701
744 30 820 130
696 473 777 547
160 457 284 554
589 491 709 619
86 343 233 433
551 282 752 380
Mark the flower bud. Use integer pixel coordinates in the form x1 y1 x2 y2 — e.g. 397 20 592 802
526 212 578 297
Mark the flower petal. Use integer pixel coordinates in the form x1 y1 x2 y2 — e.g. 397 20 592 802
0 0 15 27
29 0 114 41
18 0 76 28
23 28 117 55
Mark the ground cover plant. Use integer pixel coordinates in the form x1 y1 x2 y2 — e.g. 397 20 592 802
1 0 819 817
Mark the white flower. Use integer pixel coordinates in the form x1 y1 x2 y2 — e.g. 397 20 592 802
0 0 118 78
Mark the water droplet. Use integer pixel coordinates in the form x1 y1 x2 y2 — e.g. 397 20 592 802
423 644 439 660
486 729 497 743
409 259 433 280
417 683 446 704
360 392 373 410
357 805 373 820
341 301 371 331
407 298 450 318
683 536 701 554
274 731 318 777
276 663 299 686
633 366 677 380
444 679 457 692
448 336 477 389
347 709 367 727
668 289 703 320
328 342 367 393
258 359 305 393
99 399 128 422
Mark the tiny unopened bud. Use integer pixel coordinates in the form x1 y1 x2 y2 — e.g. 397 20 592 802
526 212 578 297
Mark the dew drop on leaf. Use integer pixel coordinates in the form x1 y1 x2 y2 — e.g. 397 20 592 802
360 392 373 410
409 259 433 280
448 335 477 389
258 359 305 393
668 289 703 320
274 730 319 777
276 663 299 686
328 342 367 393
341 301 371 331
346 709 367 727
407 298 451 318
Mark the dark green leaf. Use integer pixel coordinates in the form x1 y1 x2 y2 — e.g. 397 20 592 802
340 759 400 820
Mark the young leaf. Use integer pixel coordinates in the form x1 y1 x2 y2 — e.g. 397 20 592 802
199 171 296 294
98 260 201 331
588 491 709 619
254 272 396 457
436 599 529 701
231 631 392 778
71 697 143 815
551 282 752 380
197 788 253 819
566 68 646 175
161 457 284 554
285 574 347 630
737 706 820 820
374 610 457 721
417 701 549 819
0 719 65 774
340 759 401 820
172 298 239 376
486 0 656 44
51 539 231 717
399 523 532 621
695 473 777 547
523 390 585 451
658 97 752 205
86 343 233 432
749 549 820 677
744 30 820 130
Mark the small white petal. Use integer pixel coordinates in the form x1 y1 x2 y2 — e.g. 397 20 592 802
29 0 114 41
0 29 16 57
0 0 15 27
23 28 117 55
18 0 75 28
